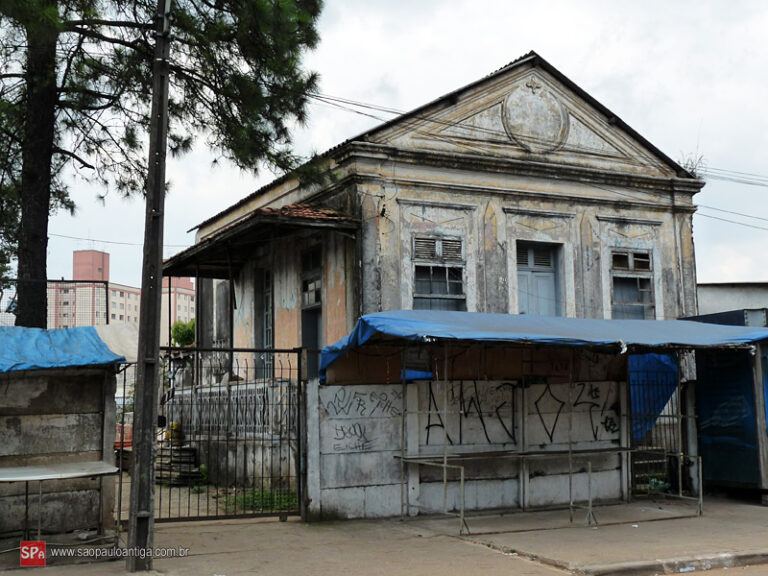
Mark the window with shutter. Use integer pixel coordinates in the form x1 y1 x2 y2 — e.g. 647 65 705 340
301 246 322 308
610 249 655 319
516 241 561 316
412 236 466 311
533 246 552 268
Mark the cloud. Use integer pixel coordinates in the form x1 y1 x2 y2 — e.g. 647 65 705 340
46 0 768 289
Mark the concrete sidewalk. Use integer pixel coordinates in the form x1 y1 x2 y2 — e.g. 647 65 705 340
422 497 768 575
1 517 565 576
1 496 767 575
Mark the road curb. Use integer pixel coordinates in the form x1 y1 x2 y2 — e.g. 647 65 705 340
580 550 768 575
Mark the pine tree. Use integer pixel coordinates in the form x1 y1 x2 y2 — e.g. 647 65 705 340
0 0 321 326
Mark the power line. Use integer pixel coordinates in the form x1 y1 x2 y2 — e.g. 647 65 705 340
696 204 768 223
44 92 768 247
694 213 768 232
310 91 768 189
308 92 620 157
587 182 768 234
49 231 190 248
699 172 768 188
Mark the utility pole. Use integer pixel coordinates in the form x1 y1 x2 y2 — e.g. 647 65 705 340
127 0 172 571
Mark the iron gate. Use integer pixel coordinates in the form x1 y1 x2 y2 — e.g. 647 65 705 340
628 353 691 496
116 347 305 523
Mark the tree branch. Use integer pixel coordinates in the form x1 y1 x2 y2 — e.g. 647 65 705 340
66 27 149 52
53 146 95 170
58 86 120 100
58 35 85 93
63 19 152 31
0 125 21 144
60 100 118 112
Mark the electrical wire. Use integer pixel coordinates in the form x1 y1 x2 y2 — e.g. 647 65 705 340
695 204 768 223
49 232 190 248
309 91 768 192
39 90 768 247
694 213 768 232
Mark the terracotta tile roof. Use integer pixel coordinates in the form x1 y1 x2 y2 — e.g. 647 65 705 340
253 204 353 221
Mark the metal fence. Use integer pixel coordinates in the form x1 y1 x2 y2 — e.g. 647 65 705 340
115 347 304 524
0 279 109 328
629 354 692 496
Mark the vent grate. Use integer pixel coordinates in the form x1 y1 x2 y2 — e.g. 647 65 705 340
442 239 463 261
516 244 529 267
414 237 463 261
414 238 438 260
533 246 552 268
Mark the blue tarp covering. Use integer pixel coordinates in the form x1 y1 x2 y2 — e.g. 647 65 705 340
0 326 125 373
321 310 768 380
763 354 768 437
629 353 678 442
697 349 759 485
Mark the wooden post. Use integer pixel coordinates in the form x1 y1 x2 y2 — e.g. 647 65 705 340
126 0 172 570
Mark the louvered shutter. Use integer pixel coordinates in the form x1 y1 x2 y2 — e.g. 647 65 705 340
414 238 438 260
441 239 462 261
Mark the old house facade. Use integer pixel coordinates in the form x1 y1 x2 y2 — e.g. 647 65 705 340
166 52 702 362
162 52 706 519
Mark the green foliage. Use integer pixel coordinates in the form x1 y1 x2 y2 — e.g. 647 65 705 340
0 0 322 314
224 489 297 513
171 318 195 347
116 396 134 419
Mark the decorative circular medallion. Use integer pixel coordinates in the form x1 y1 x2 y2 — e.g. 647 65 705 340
502 77 569 153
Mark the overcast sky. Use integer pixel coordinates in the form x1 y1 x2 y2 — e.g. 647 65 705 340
47 0 768 288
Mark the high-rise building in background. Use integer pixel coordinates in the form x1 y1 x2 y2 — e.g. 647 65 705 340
44 250 195 340
47 250 112 329
42 250 197 408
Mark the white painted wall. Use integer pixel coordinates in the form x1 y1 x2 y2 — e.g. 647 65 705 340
697 284 768 316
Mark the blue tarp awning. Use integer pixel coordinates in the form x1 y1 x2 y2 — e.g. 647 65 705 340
0 326 125 373
320 310 768 380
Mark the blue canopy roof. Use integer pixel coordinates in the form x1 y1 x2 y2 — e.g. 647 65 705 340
0 326 125 373
320 310 768 380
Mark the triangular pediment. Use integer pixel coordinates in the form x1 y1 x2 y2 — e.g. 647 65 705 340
365 57 682 178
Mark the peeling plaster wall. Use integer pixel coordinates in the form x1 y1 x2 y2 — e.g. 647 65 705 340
195 61 701 346
0 369 116 536
218 231 354 375
232 261 256 350
324 232 351 346
357 157 698 321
